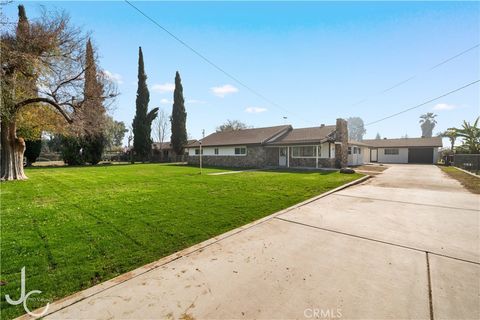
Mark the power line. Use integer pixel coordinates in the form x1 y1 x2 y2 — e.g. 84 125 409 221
352 44 479 105
365 79 480 126
123 0 314 125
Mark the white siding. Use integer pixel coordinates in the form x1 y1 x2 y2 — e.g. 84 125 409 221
377 148 408 163
433 147 439 163
320 142 331 158
362 147 370 163
187 146 246 156
348 145 367 166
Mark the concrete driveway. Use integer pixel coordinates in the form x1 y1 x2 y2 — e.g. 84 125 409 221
34 165 479 320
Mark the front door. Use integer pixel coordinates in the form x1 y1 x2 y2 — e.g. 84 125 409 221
279 147 287 167
371 149 378 162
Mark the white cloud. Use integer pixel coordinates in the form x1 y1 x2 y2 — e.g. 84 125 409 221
103 70 123 85
433 103 457 111
152 83 175 93
160 98 173 105
245 107 267 113
211 84 238 97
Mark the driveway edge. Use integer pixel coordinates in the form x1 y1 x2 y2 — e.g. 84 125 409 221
18 174 371 320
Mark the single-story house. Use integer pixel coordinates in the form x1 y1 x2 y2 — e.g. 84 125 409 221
186 119 350 169
186 118 443 168
361 137 442 164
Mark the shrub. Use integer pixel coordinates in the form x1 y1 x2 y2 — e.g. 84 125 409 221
24 139 42 166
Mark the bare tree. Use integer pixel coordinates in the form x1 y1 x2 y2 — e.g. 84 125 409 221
216 119 250 132
0 5 116 180
152 108 170 147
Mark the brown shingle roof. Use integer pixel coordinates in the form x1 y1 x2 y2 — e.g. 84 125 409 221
268 125 336 145
189 125 291 147
153 140 198 149
363 137 442 148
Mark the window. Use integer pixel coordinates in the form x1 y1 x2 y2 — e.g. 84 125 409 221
194 148 203 155
358 147 361 154
292 146 315 158
348 147 352 155
234 147 246 155
384 148 399 155
214 148 219 155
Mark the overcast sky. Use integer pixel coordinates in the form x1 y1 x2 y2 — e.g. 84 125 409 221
4 1 479 143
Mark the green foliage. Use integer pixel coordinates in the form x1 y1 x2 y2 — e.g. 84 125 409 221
105 116 127 148
170 71 187 155
455 117 480 154
132 47 158 161
83 133 106 165
60 134 106 165
0 164 362 319
24 139 42 165
61 136 85 165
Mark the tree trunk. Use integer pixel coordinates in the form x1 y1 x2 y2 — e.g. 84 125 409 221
1 119 28 181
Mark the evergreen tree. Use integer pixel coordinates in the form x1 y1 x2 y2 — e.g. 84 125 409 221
170 71 187 156
132 47 158 162
375 132 381 139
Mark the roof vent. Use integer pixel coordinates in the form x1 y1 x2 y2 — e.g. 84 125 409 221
383 137 387 140
320 124 325 127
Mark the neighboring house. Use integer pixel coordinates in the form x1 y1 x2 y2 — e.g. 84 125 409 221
186 119 349 169
152 140 197 161
361 137 443 164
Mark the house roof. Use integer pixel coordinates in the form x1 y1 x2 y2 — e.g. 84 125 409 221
362 137 443 148
268 125 336 145
153 140 197 149
348 140 370 147
188 125 292 147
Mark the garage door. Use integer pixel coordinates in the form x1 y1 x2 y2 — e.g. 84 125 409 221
408 148 433 163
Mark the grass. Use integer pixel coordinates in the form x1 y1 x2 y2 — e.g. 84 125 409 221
0 164 362 319
439 165 480 194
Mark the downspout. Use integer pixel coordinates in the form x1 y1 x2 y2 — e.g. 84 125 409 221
316 145 319 168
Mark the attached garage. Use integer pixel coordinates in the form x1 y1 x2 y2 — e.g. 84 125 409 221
408 148 434 164
362 137 442 165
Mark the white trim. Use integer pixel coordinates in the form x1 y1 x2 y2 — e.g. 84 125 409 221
291 145 317 158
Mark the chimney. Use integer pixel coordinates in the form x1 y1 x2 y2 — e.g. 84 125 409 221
383 137 387 140
320 124 325 127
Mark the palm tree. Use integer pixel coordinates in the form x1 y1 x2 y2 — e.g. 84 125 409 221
441 128 457 152
455 117 480 154
419 113 438 138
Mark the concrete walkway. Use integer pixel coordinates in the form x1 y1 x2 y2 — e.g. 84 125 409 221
34 165 479 319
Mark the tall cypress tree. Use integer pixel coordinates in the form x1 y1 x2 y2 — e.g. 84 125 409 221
132 47 158 162
170 71 187 156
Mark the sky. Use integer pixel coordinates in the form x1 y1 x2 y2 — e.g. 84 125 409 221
4 1 480 144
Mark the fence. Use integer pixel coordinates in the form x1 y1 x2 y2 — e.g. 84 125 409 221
453 154 480 174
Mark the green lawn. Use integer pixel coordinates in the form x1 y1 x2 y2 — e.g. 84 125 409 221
0 164 362 319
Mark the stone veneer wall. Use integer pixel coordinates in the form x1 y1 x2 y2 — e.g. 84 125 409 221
335 118 348 168
186 145 267 168
265 148 279 166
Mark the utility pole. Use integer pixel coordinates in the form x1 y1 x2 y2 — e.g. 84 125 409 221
199 141 202 175
199 129 205 175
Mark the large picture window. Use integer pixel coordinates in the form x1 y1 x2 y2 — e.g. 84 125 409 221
292 146 316 158
384 148 399 155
